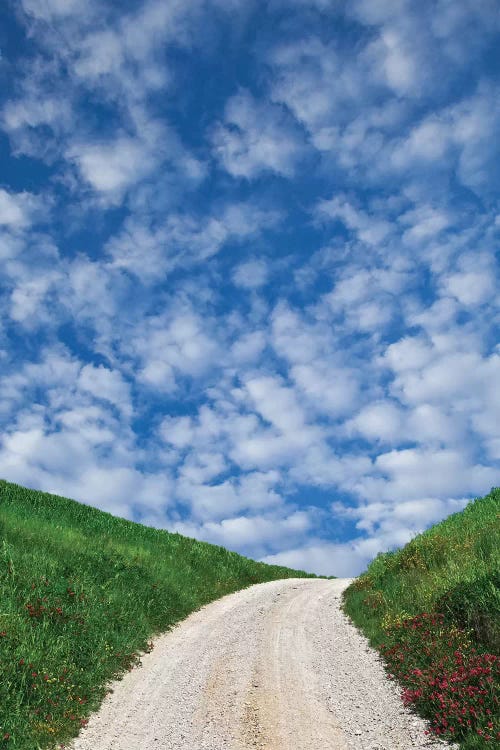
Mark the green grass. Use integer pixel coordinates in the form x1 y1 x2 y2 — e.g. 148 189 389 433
342 487 500 747
0 479 315 749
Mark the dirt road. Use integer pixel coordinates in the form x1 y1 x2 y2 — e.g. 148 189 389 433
71 578 450 750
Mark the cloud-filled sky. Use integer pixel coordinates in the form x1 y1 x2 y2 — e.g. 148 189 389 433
0 0 499 575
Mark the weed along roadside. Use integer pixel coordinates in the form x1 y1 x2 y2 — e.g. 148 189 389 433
342 487 500 748
0 479 314 749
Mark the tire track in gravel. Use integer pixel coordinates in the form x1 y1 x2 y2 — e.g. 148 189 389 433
71 579 456 750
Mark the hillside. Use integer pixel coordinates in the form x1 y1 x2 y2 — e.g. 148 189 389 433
342 488 500 748
0 479 313 749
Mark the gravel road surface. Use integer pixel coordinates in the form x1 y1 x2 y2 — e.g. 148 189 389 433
71 578 454 750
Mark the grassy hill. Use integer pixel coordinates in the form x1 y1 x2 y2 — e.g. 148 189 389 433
0 479 314 749
343 487 500 748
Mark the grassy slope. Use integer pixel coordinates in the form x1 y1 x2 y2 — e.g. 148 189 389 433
0 480 314 749
343 488 500 748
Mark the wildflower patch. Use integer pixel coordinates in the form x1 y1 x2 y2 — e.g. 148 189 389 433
380 612 499 743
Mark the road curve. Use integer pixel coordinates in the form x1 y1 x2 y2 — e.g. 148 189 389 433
71 579 452 750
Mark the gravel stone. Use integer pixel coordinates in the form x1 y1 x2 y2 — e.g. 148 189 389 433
70 579 458 750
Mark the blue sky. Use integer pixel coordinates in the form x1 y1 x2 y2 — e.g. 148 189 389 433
0 0 499 575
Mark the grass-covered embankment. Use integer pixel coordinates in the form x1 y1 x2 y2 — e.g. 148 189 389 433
343 488 500 748
0 479 313 749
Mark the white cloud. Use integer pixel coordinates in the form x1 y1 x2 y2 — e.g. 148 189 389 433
176 470 285 524
346 400 404 444
407 404 460 447
357 448 497 503
270 0 333 8
0 189 40 229
3 96 73 143
73 29 127 81
291 363 359 418
160 415 195 449
212 90 305 179
349 0 411 27
445 271 496 307
230 330 267 364
324 265 408 335
0 345 172 520
68 135 157 202
217 374 328 473
441 253 497 307
129 309 220 392
269 38 353 138
390 84 500 193
9 271 61 325
363 25 419 96
263 537 384 577
392 118 451 165
390 349 499 406
72 0 198 90
382 336 434 372
106 202 280 280
63 257 128 343
431 0 500 63
232 259 269 289
174 509 312 553
245 375 310 434
78 364 132 417
317 196 392 246
271 302 331 365
399 204 451 243
21 0 88 20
